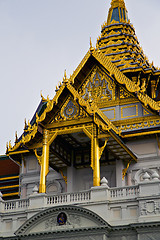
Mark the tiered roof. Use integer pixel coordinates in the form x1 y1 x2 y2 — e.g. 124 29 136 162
97 0 160 99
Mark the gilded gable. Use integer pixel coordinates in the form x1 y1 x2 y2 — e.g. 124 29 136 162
51 96 88 123
78 66 116 104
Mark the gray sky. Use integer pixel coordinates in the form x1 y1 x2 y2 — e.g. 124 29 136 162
0 0 160 155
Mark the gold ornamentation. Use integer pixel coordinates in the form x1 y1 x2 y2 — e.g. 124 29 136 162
63 69 68 83
141 78 146 93
8 47 160 155
137 92 160 111
60 170 67 184
52 97 88 123
99 138 109 160
122 161 131 180
114 115 160 135
143 108 150 116
92 50 140 93
7 124 38 153
15 131 18 143
34 129 50 193
90 37 94 52
151 80 156 99
34 149 42 165
120 117 160 131
119 87 133 99
79 66 115 104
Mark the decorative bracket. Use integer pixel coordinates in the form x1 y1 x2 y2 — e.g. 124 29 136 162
99 138 109 160
34 149 43 165
122 160 131 180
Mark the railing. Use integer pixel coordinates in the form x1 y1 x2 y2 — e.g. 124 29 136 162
47 190 91 205
110 186 139 198
1 185 140 212
4 199 30 210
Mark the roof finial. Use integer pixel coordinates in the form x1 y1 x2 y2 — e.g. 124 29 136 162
9 140 12 149
63 69 68 83
107 0 127 25
15 131 18 143
111 0 125 6
24 118 27 130
90 37 94 52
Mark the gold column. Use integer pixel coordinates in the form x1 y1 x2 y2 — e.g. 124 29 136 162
39 129 49 193
91 126 100 187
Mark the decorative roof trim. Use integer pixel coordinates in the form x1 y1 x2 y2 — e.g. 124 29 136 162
7 48 160 153
66 82 120 135
92 50 140 93
92 50 160 111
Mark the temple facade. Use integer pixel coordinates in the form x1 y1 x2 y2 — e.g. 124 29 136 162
1 0 160 239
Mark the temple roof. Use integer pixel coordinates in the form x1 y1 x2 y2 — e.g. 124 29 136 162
6 0 160 168
97 0 160 80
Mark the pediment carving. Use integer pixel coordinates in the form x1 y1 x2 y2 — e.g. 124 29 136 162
79 66 116 104
15 205 108 236
51 96 88 123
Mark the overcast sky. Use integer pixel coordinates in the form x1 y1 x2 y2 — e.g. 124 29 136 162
0 0 160 155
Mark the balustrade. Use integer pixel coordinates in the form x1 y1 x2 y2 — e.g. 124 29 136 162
1 185 140 212
4 199 30 210
47 190 91 205
110 186 139 198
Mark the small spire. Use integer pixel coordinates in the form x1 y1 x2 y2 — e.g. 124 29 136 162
63 69 68 83
107 0 128 25
90 37 94 52
15 131 18 143
9 140 12 149
24 118 27 130
111 0 125 7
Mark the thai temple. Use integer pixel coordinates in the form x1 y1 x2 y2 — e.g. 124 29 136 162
1 0 160 239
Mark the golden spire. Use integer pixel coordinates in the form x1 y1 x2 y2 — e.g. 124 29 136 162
63 69 68 83
107 0 128 26
90 37 94 52
24 118 27 130
9 140 12 149
111 0 125 7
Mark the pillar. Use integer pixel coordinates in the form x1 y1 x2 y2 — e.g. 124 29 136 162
92 126 100 187
116 160 125 187
39 129 49 193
